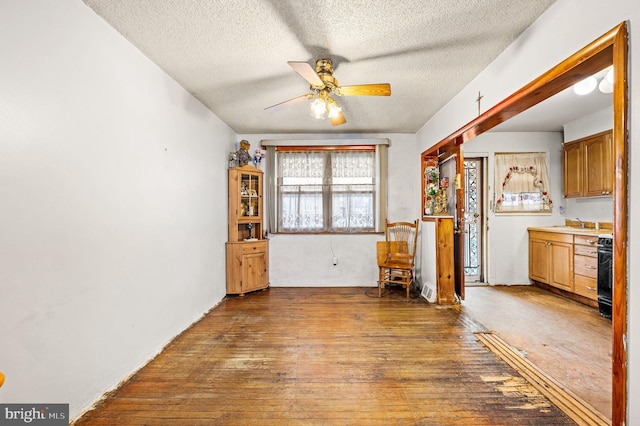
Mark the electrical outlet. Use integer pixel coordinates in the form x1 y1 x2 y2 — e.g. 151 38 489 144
332 256 338 266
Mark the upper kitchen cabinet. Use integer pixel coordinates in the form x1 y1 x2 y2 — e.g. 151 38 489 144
563 130 613 198
563 141 583 198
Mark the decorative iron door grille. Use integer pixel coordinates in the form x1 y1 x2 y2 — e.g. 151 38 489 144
464 159 483 282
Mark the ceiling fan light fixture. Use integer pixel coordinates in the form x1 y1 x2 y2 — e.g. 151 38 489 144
327 98 342 119
266 58 390 126
310 97 327 119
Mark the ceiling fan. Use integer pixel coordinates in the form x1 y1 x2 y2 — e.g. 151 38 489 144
264 59 391 126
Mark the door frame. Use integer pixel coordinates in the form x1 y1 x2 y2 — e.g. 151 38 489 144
420 23 628 424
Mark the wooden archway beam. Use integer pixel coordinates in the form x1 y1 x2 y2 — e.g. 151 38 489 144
422 24 620 158
421 22 628 424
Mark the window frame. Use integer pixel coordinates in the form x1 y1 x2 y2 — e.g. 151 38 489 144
493 152 553 215
271 145 383 234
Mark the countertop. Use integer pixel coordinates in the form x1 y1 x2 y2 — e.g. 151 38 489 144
527 226 613 238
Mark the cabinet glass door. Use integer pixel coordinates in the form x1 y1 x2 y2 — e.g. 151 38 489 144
240 174 260 218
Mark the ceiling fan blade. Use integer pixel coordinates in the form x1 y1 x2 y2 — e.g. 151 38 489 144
329 111 346 126
264 93 313 113
338 83 391 96
287 61 324 87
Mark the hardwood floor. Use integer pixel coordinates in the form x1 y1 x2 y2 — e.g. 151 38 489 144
73 287 575 425
460 285 612 420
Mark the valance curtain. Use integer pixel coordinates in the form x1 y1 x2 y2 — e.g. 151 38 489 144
494 152 553 212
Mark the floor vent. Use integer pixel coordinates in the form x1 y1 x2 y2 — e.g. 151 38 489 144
421 284 436 303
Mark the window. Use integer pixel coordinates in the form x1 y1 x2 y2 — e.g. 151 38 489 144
494 152 553 213
267 145 387 233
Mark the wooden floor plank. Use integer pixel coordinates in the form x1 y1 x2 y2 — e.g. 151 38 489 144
462 285 612 419
73 287 574 425
476 332 610 426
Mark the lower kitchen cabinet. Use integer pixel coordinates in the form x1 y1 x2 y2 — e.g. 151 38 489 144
528 230 573 292
573 235 599 300
226 240 269 295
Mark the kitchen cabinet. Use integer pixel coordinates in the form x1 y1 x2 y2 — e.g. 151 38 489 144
528 230 573 292
563 142 582 198
529 226 612 305
563 130 613 198
573 235 599 301
226 165 269 295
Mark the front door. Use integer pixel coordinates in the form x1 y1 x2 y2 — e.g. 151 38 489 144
464 158 484 283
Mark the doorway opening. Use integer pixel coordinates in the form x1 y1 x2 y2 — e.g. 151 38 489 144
420 23 628 423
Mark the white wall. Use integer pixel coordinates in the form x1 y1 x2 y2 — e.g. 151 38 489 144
238 133 419 287
0 0 235 418
421 221 437 293
465 132 564 284
416 0 639 422
564 106 613 141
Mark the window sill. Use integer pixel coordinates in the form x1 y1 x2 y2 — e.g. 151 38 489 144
272 231 383 235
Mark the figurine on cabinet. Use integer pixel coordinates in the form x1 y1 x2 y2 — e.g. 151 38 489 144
236 140 253 166
254 149 264 165
245 223 257 241
228 151 238 168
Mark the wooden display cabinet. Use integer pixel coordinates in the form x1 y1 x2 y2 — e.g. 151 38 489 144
228 165 263 241
226 165 269 295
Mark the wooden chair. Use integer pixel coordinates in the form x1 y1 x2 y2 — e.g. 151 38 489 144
378 219 419 300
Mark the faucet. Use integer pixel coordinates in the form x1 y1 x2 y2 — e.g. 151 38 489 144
576 218 585 228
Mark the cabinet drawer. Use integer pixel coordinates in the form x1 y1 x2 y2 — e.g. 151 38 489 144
574 235 599 247
241 240 267 254
574 245 597 257
529 231 573 244
574 275 598 300
575 254 598 278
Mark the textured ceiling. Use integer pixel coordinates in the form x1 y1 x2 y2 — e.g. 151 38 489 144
82 0 556 134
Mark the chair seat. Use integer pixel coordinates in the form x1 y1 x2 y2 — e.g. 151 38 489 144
379 260 413 270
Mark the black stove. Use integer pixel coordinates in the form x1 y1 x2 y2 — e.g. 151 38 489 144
597 236 613 319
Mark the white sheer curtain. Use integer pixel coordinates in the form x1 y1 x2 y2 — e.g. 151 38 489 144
278 152 326 231
330 151 375 231
494 152 553 213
